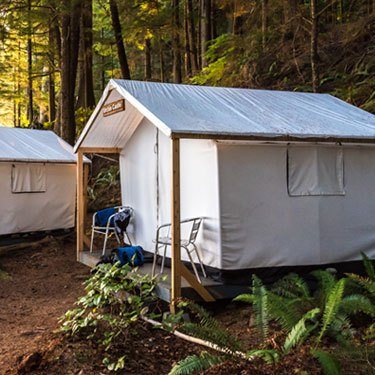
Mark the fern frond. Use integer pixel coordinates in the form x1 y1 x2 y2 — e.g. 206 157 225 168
361 252 375 281
181 322 242 353
340 294 375 317
246 349 280 364
328 313 354 342
312 350 341 375
346 273 375 295
168 352 225 375
267 292 302 331
252 275 269 338
317 278 346 345
271 273 311 299
233 294 254 304
179 301 243 352
311 270 336 303
283 308 320 354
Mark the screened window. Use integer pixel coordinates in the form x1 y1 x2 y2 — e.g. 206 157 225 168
287 146 344 196
11 163 46 193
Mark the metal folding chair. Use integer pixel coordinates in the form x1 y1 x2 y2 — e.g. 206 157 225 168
90 206 133 256
151 217 206 283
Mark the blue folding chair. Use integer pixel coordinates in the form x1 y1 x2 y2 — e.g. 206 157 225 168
90 206 133 255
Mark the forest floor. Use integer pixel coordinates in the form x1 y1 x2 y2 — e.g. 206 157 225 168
0 235 202 375
0 235 372 374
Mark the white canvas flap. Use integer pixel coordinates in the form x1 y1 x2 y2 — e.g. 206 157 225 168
12 163 46 193
288 146 344 196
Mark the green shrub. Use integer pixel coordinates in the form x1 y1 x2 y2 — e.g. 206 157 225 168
60 262 159 371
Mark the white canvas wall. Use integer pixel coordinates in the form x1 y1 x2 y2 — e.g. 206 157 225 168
120 118 221 268
217 143 375 269
0 163 76 235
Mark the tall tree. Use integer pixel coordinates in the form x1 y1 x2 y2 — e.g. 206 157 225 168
60 0 82 145
201 0 212 67
109 0 131 80
310 0 319 92
27 0 33 126
261 0 268 49
172 0 182 83
184 1 192 77
48 21 56 125
187 0 199 73
77 0 95 109
144 37 152 80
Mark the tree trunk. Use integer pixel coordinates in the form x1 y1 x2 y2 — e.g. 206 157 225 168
159 38 165 82
48 23 56 125
77 0 95 109
54 18 62 135
201 0 212 67
310 0 319 93
60 0 82 145
17 41 21 128
261 0 268 50
211 0 217 39
27 0 34 127
187 0 198 73
144 37 152 80
184 1 192 77
109 0 131 79
172 0 182 83
197 0 202 69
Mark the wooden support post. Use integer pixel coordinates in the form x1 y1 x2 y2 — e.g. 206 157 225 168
171 137 181 313
76 150 84 261
82 163 91 248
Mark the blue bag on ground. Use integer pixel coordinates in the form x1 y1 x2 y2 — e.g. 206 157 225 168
113 246 144 267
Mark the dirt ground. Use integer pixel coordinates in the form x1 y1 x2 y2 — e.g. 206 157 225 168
0 235 204 375
0 235 89 374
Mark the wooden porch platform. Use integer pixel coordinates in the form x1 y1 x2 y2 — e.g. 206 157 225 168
79 251 247 302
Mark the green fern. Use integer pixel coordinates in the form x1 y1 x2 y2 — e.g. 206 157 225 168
283 308 320 354
311 270 337 305
267 292 302 331
252 275 269 338
271 273 311 299
168 352 225 375
340 294 375 317
317 278 346 345
312 350 341 375
233 293 254 304
361 252 375 280
346 273 375 295
246 349 280 364
179 301 243 352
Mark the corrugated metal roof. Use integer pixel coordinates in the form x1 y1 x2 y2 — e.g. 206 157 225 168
112 79 375 140
0 127 90 163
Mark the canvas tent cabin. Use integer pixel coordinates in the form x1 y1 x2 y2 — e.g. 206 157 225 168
75 79 375 305
0 127 89 237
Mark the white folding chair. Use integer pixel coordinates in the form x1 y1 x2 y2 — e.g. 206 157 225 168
90 206 133 256
151 217 206 283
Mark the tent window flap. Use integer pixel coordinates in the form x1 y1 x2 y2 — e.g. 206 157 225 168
11 163 46 193
288 146 344 196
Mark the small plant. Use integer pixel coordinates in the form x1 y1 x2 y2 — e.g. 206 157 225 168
94 165 120 188
0 267 10 280
60 262 159 371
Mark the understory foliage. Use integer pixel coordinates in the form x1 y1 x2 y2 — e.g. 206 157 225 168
170 254 375 375
60 263 158 371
